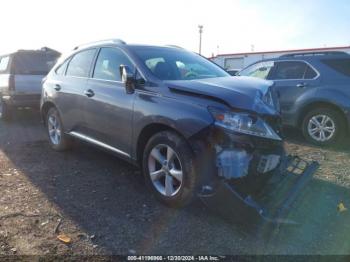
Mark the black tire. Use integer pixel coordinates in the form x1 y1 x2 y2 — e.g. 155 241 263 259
302 107 345 146
46 107 72 151
142 131 198 208
0 100 13 121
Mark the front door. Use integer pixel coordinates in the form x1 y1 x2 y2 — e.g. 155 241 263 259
83 47 136 156
270 61 320 124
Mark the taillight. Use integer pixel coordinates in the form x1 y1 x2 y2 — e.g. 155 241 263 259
9 74 15 91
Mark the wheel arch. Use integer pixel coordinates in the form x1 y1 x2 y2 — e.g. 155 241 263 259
40 101 57 124
297 101 349 132
135 123 191 166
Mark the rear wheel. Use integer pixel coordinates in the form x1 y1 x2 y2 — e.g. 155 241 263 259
142 131 198 208
302 107 345 146
0 99 13 121
46 107 71 151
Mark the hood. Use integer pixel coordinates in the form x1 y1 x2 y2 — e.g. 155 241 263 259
165 76 278 115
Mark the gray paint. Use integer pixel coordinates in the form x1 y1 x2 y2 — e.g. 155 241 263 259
41 43 281 163
239 54 350 130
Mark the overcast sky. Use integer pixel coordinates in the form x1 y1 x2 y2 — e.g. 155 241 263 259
1 0 349 57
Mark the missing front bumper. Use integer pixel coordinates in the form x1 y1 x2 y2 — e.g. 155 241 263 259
199 155 319 226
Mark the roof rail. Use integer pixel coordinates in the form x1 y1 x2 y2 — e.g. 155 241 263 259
73 39 126 50
280 51 349 58
165 45 184 49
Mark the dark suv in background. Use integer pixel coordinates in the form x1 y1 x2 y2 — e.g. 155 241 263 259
41 39 317 215
239 52 350 146
0 48 60 120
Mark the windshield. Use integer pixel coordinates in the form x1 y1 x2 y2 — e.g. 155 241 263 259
132 47 229 80
13 52 59 75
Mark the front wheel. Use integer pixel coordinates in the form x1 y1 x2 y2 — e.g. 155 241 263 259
302 108 345 146
142 131 198 208
46 107 72 151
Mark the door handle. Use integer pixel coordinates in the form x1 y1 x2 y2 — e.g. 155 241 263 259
84 89 95 97
296 83 307 88
54 84 61 91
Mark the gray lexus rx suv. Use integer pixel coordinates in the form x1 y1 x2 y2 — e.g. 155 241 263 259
41 40 317 218
239 52 350 146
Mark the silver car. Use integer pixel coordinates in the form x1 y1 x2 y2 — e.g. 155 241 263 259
0 48 60 120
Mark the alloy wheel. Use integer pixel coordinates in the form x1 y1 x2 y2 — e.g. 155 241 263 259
47 114 62 145
148 144 183 197
307 114 336 142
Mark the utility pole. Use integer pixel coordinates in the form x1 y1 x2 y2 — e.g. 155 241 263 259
198 25 203 55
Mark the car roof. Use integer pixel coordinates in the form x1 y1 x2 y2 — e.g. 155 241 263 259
257 51 350 64
73 39 186 53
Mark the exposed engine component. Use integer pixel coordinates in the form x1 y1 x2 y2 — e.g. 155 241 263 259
216 149 252 179
257 154 281 174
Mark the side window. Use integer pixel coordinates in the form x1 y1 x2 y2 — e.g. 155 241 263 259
0 56 10 73
239 61 275 80
66 49 96 78
55 59 70 76
145 57 165 72
273 61 307 80
93 48 134 81
304 65 317 79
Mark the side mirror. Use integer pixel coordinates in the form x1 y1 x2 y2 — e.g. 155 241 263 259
119 65 135 94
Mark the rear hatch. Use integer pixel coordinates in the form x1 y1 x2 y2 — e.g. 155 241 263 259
12 52 58 95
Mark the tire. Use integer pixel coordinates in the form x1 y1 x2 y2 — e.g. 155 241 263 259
0 99 13 121
302 107 345 146
46 107 72 151
142 131 198 208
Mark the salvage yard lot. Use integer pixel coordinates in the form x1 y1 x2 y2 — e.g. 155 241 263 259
0 110 350 255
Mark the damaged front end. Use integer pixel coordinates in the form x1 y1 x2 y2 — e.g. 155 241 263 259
192 106 319 229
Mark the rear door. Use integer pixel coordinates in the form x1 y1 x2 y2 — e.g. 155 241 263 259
50 49 97 132
83 47 136 156
270 61 320 114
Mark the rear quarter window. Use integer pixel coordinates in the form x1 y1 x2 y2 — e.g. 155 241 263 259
66 49 96 78
322 58 350 77
55 59 70 76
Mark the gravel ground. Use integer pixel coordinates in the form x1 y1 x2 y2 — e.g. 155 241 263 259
0 109 349 256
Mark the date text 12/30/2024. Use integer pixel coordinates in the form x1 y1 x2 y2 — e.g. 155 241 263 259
127 255 223 261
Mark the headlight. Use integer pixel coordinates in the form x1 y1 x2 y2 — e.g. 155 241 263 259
209 108 282 141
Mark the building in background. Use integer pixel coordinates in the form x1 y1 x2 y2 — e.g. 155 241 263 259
210 46 350 71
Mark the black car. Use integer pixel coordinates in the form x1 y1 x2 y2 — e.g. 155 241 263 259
41 39 317 223
239 51 350 146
